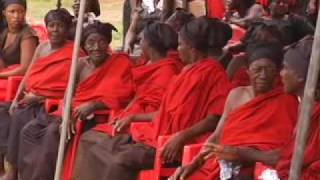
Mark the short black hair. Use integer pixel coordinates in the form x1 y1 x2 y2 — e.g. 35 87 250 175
247 41 284 68
82 20 117 47
143 22 178 54
44 8 72 29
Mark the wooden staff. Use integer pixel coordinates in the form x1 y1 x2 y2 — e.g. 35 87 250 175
288 6 320 180
57 0 62 9
54 0 87 179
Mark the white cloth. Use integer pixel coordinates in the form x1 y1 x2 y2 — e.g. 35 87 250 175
142 0 156 13
258 169 280 180
219 160 241 180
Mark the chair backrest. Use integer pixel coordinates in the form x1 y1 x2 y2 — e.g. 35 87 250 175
31 24 48 43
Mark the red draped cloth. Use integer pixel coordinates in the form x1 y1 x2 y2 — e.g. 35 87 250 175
207 0 225 19
62 53 135 180
132 59 231 148
189 88 299 179
25 42 79 99
0 65 20 101
276 102 320 180
94 56 183 135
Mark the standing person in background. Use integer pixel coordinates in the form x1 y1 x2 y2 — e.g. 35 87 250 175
263 0 314 45
68 0 101 40
0 0 38 75
0 0 38 100
224 0 265 28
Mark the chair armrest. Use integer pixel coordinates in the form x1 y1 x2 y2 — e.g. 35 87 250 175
182 144 203 165
45 99 61 113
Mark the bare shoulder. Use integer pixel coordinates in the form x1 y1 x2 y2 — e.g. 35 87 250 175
226 86 253 110
33 41 51 58
37 41 49 52
228 86 251 99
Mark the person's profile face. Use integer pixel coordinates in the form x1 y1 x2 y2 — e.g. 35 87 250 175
139 32 151 60
280 62 302 94
177 35 193 64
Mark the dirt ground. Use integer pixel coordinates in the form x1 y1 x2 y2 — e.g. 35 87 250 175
28 0 124 48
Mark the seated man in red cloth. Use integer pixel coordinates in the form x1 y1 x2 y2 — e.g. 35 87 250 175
62 22 183 180
0 9 77 180
228 21 284 88
254 37 320 179
17 21 134 180
169 41 299 180
71 16 231 180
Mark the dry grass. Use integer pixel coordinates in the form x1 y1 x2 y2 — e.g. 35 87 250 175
27 0 124 48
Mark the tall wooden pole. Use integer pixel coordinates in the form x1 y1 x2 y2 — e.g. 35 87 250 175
54 0 87 179
288 8 320 180
57 0 62 9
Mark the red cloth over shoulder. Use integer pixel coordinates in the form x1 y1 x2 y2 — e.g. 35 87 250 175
276 102 320 180
132 59 231 147
73 53 135 110
25 42 83 99
193 88 299 179
62 53 135 180
220 88 298 149
94 55 183 135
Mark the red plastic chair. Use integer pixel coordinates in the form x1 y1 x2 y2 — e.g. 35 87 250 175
31 24 48 43
137 135 177 180
137 136 204 180
182 144 203 165
45 99 62 113
5 76 23 101
130 123 179 180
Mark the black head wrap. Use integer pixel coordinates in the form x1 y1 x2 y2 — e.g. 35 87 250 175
246 41 284 68
284 36 313 80
82 20 118 46
208 18 232 49
44 8 72 29
143 22 178 54
179 16 212 53
3 0 26 9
